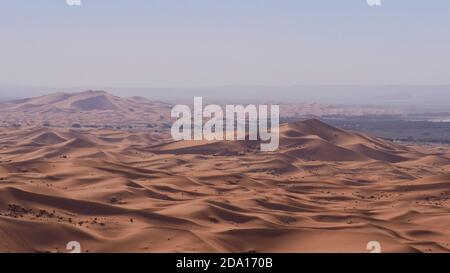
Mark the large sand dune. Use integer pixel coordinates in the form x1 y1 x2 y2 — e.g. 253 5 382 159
0 91 172 128
0 117 450 253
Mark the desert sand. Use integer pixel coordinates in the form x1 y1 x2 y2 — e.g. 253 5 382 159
0 119 449 253
0 90 172 128
0 92 449 253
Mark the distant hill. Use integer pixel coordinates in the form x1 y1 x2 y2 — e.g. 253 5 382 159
0 90 172 128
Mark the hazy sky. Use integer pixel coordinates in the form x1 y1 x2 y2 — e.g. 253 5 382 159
1 0 449 88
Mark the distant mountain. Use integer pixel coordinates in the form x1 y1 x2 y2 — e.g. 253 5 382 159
0 91 172 128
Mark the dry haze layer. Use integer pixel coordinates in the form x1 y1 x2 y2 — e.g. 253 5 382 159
0 117 450 253
0 91 405 129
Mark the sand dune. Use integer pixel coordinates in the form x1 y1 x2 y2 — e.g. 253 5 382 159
0 118 450 253
0 91 172 128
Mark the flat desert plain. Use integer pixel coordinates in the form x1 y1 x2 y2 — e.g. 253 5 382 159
1 118 450 253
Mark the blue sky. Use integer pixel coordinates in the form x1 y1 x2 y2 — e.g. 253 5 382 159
0 0 449 88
